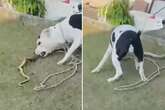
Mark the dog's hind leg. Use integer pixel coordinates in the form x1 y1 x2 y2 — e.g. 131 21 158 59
133 45 147 81
91 44 112 73
107 52 123 82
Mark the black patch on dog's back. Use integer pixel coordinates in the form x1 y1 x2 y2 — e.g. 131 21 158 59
116 31 143 61
69 14 82 30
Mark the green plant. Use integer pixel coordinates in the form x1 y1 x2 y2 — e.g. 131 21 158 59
8 0 46 17
98 0 134 26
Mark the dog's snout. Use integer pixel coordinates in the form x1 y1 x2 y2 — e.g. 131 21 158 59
40 51 46 57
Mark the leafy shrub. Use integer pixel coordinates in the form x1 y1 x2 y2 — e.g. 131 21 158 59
8 0 46 17
98 0 134 26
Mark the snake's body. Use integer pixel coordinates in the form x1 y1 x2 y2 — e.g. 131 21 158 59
33 57 81 91
144 52 165 59
18 58 30 86
114 53 165 91
18 55 39 86
18 52 164 91
18 51 81 91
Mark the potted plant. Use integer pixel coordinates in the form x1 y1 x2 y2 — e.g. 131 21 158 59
98 0 134 26
8 0 46 17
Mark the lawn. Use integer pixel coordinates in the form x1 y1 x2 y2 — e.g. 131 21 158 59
83 30 165 110
0 17 81 110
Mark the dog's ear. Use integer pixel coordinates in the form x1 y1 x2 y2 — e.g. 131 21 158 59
46 27 55 37
49 25 65 44
43 28 49 34
41 28 51 38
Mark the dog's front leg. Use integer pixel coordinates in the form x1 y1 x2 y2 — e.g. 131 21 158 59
139 61 147 81
134 57 139 70
91 44 112 73
107 52 123 82
57 38 81 65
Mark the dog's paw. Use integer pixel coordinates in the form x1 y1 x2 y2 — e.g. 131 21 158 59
141 77 148 82
57 60 65 65
107 75 122 82
91 68 100 73
107 78 115 82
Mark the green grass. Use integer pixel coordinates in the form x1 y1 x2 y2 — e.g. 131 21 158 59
84 31 165 110
0 20 81 110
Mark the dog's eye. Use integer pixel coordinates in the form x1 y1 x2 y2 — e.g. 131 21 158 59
38 35 40 39
38 41 41 45
72 6 75 8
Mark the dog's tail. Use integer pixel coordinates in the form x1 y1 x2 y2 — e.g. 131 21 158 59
137 31 142 37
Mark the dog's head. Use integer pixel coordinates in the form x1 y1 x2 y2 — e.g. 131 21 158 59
35 25 64 57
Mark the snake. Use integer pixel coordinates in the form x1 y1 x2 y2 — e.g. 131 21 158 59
18 55 40 86
17 50 81 91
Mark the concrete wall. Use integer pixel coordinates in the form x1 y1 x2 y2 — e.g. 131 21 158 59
151 0 165 19
45 0 81 20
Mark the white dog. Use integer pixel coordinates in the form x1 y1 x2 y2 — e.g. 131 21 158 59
35 13 82 65
92 25 147 82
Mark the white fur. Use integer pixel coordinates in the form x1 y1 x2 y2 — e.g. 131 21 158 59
92 25 147 82
139 61 147 81
35 15 82 65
